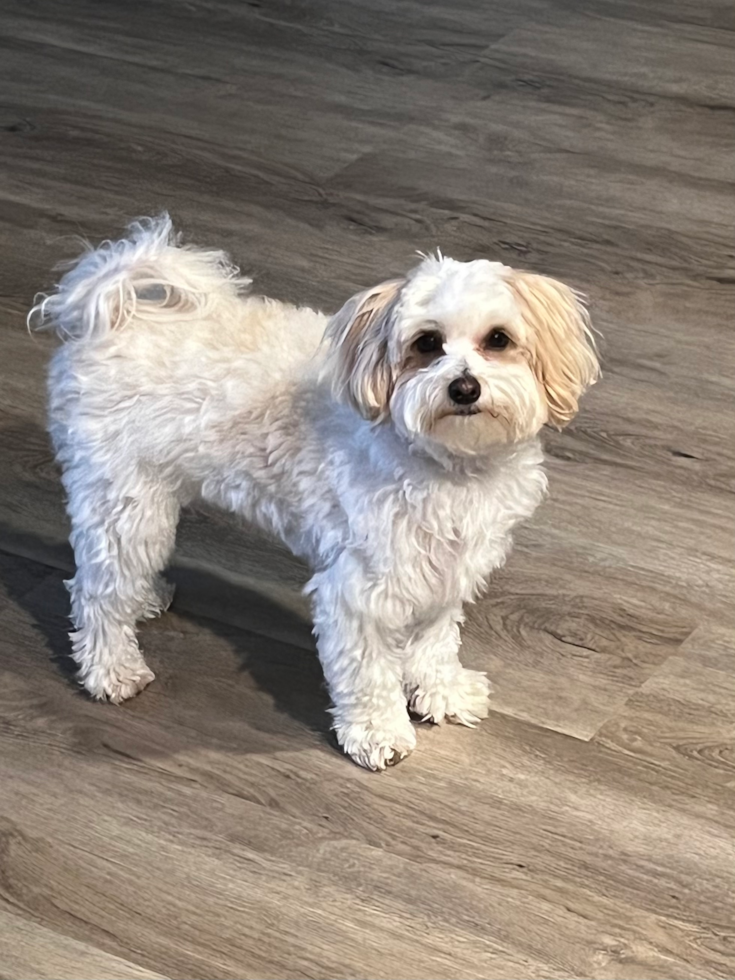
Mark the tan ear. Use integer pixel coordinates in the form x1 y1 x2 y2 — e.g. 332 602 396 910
324 278 405 421
507 271 600 428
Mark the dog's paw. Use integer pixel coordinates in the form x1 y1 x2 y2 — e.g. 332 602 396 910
81 661 156 704
410 668 492 727
335 718 417 771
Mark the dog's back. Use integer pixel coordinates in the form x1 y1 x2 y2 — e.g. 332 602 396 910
33 215 327 463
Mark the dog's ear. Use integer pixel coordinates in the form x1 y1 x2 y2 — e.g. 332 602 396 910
506 271 600 428
324 278 405 421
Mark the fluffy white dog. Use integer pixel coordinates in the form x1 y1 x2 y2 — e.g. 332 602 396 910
33 216 599 770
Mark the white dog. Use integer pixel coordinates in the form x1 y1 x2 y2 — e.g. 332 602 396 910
32 216 599 770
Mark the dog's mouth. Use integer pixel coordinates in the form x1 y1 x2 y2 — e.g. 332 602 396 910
440 405 495 418
432 406 507 430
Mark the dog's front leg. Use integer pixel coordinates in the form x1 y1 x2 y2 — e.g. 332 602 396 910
310 558 416 770
403 608 492 726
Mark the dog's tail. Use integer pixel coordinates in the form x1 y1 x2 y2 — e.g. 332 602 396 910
29 213 252 341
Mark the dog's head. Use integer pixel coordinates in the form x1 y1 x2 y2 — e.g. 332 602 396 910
325 255 599 459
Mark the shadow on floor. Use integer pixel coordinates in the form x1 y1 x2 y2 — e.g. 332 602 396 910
0 524 333 750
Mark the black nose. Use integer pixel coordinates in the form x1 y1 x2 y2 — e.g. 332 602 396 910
448 373 481 405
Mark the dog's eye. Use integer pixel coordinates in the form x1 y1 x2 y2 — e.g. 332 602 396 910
414 331 444 354
485 329 510 350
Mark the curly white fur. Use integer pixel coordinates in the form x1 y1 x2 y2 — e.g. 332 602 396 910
31 215 598 770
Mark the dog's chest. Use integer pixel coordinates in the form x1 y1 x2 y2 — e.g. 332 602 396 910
353 452 547 607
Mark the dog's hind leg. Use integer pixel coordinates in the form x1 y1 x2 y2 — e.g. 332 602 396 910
62 465 180 702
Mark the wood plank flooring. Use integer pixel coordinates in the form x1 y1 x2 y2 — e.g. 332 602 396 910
0 0 733 977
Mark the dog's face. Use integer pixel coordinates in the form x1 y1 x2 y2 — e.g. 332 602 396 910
326 256 599 460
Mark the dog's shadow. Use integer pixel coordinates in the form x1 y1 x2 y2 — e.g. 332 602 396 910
166 561 331 736
0 522 332 752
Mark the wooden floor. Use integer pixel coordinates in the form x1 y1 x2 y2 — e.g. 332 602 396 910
1 0 734 977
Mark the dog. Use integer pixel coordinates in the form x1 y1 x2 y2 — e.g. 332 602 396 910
32 215 599 769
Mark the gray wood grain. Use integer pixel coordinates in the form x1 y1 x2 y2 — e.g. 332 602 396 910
0 909 168 980
1 565 734 979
